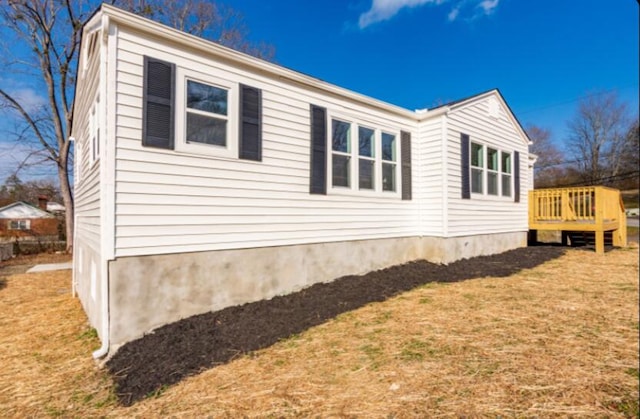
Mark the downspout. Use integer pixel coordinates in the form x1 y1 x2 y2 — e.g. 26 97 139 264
70 136 77 298
93 12 111 360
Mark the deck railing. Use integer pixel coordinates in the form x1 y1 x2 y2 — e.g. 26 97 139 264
529 186 627 254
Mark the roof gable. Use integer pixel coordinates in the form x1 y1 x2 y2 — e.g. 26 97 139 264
0 201 54 219
426 89 530 146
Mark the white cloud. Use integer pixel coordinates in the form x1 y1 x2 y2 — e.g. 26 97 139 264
447 5 460 21
10 88 47 113
358 0 501 28
447 0 501 23
478 0 499 15
358 0 442 29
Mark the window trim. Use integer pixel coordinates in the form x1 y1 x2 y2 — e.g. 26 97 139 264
174 67 238 159
326 111 401 198
469 140 514 201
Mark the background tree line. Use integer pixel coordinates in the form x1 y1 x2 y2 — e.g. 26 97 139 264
528 91 639 191
0 175 62 208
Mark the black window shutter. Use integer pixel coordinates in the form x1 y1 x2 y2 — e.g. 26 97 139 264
514 150 520 203
401 131 412 200
460 133 471 199
309 104 327 195
142 56 175 149
239 84 262 161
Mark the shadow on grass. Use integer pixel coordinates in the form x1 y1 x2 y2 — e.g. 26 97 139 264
107 246 566 406
0 277 6 290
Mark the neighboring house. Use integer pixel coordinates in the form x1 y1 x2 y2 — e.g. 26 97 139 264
72 5 533 357
0 201 58 241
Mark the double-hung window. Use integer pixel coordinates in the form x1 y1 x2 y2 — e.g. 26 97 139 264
174 67 237 158
381 132 396 192
329 116 399 195
358 126 375 190
186 80 228 147
471 142 484 194
470 141 513 198
332 119 351 187
487 147 499 195
501 152 512 197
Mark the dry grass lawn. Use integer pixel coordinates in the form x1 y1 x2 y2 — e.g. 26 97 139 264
0 246 638 417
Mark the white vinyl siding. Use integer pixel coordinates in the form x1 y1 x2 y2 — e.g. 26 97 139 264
71 20 104 334
112 26 420 257
74 29 102 257
445 98 529 236
418 115 445 236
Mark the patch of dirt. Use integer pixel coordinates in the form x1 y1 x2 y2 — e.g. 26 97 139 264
0 253 71 287
107 246 565 405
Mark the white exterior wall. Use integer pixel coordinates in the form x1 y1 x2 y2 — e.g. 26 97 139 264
111 25 420 258
418 114 445 236
72 22 104 336
445 97 530 236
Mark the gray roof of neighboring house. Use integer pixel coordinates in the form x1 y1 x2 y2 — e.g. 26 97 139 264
0 201 54 219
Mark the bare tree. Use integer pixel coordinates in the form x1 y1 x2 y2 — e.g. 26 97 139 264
566 92 631 186
526 124 565 188
616 117 639 190
0 0 274 252
0 174 62 207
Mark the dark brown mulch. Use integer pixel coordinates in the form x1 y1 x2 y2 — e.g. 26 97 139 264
107 246 565 405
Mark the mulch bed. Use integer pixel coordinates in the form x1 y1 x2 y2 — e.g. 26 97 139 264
107 246 565 405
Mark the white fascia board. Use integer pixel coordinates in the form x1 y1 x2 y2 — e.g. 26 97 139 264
100 4 417 121
416 106 449 122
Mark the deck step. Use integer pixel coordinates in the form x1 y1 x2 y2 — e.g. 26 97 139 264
566 231 613 247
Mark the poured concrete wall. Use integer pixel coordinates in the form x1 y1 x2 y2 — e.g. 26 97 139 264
73 243 104 341
108 231 526 350
422 231 528 264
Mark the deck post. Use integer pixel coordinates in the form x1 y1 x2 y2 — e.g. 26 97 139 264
528 191 535 226
561 189 570 221
613 195 628 247
594 187 604 254
594 230 604 254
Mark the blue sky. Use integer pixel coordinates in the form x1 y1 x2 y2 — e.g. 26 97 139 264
0 0 638 183
232 0 638 139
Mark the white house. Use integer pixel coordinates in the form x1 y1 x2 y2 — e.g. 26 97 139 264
72 4 532 358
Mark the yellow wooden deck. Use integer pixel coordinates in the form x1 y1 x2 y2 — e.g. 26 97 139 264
529 186 627 254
